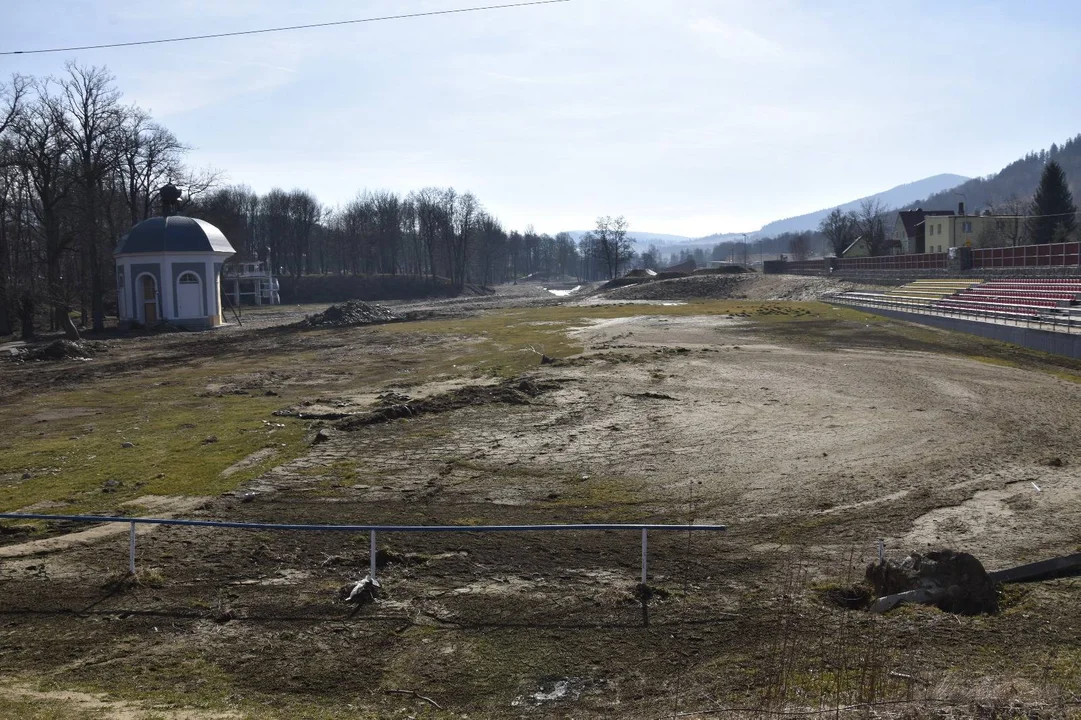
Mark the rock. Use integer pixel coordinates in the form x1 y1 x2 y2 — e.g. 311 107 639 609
312 429 331 445
201 436 218 445
866 549 997 615
120 441 134 449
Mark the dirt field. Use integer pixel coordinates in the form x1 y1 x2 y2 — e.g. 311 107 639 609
3 276 1081 719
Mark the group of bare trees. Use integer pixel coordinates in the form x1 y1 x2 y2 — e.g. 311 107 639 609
193 185 606 290
0 65 214 338
817 199 891 257
0 64 634 339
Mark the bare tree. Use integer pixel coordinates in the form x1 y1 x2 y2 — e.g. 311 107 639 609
587 215 633 279
11 79 78 333
118 108 186 224
976 195 1030 248
857 198 890 256
818 208 860 257
59 63 125 331
788 232 811 261
451 192 478 289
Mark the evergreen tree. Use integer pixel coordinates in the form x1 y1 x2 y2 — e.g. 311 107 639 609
1028 160 1077 244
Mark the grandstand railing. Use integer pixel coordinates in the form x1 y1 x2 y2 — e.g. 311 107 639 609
0 514 726 585
829 294 1081 335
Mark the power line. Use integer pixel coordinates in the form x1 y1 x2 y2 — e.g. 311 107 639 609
0 0 572 56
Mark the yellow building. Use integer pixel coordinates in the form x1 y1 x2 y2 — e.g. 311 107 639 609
922 212 998 254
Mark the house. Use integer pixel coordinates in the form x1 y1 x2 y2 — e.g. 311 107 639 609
918 203 999 254
114 215 236 329
893 209 953 254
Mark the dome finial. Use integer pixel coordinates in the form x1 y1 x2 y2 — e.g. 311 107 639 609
159 183 182 217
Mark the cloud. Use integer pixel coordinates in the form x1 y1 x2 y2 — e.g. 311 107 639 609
688 16 790 64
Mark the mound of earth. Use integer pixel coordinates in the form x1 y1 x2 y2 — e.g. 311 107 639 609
21 339 105 362
336 378 559 429
301 300 399 328
600 274 870 302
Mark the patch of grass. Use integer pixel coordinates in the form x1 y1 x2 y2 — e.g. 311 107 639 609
553 475 653 522
370 301 854 378
0 367 308 514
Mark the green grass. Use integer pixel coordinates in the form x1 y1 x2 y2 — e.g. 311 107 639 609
371 301 865 378
0 365 308 515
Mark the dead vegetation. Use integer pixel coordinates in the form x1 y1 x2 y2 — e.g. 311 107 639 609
3 285 1081 718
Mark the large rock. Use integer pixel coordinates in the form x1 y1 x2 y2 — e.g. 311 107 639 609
866 549 998 615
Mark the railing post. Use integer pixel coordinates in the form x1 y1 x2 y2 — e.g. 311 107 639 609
369 529 377 581
128 521 136 575
641 528 648 584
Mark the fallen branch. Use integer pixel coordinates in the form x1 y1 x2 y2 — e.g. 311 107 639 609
384 688 443 710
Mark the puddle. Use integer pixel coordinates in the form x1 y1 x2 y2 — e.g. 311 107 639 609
545 285 581 297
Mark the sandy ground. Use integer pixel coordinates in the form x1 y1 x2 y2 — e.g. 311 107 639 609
3 276 1081 718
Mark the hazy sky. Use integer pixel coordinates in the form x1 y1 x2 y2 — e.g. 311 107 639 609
4 0 1081 237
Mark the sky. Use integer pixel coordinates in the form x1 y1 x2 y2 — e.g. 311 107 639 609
4 0 1081 237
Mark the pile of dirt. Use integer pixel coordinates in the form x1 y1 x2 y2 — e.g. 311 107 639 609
20 339 105 362
337 377 559 430
603 275 747 301
866 549 998 615
600 274 872 302
301 300 399 328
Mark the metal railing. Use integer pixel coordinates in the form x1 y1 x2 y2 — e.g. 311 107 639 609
829 294 1081 336
0 514 726 585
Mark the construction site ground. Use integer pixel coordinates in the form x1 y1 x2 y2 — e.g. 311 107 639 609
3 274 1081 719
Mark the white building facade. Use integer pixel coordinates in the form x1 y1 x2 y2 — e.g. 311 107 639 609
114 216 236 329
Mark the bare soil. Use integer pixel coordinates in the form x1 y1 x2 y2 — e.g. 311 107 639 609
3 278 1081 718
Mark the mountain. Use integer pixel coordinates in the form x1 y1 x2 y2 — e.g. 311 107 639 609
564 230 693 246
906 135 1081 214
756 174 970 237
564 230 699 254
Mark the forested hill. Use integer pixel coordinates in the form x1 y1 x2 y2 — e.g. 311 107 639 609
756 174 969 236
909 135 1081 213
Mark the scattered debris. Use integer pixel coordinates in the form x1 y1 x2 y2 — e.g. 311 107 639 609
820 584 874 611
625 392 678 401
511 677 608 707
990 553 1081 584
384 688 442 710
340 574 380 604
866 549 997 615
336 378 559 430
20 339 105 362
375 548 430 569
300 300 399 328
